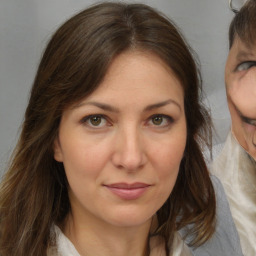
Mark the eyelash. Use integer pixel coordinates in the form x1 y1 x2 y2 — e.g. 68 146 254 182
80 114 174 129
236 61 256 72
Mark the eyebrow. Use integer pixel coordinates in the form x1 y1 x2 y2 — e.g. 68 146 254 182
73 101 119 112
73 99 181 112
143 99 181 112
236 50 256 60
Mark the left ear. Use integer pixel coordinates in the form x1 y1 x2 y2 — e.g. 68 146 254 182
53 136 63 162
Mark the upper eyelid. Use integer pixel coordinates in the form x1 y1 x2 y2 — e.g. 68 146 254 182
239 60 256 65
81 114 106 121
149 113 173 120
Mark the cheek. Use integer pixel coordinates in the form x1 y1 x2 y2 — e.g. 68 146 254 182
162 128 186 188
150 142 183 207
152 130 186 181
60 137 111 181
228 101 256 153
228 101 241 127
228 73 256 116
228 101 244 137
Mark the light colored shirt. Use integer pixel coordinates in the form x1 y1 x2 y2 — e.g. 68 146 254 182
181 175 243 256
48 225 191 256
211 132 256 256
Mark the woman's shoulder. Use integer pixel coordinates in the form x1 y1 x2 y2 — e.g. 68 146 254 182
180 175 243 256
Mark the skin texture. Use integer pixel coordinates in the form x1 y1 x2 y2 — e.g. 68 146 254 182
225 36 256 160
53 51 187 256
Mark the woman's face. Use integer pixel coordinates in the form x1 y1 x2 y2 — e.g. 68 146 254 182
54 51 187 229
225 36 256 160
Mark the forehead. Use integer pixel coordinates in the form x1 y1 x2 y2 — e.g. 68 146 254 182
72 51 184 110
229 36 256 59
97 51 183 94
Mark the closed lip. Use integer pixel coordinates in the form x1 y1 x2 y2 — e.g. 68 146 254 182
105 182 151 189
104 183 151 200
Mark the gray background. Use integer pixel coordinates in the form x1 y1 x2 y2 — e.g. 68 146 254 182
0 0 244 175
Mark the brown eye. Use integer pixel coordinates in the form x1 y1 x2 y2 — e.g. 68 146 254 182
152 116 163 125
148 114 173 128
81 114 109 129
89 116 102 126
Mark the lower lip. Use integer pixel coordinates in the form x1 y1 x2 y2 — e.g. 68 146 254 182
105 186 149 200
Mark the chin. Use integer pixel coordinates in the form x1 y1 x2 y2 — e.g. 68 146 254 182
104 206 155 228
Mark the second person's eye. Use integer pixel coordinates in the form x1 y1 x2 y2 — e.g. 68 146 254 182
236 61 256 71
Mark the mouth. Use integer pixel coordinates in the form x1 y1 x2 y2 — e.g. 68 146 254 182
241 116 256 127
104 183 151 200
234 105 256 127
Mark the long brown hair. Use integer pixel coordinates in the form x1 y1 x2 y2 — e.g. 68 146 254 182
0 2 215 255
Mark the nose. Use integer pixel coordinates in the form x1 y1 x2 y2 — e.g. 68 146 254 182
111 126 147 171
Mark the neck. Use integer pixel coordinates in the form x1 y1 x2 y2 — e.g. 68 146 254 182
63 213 151 256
